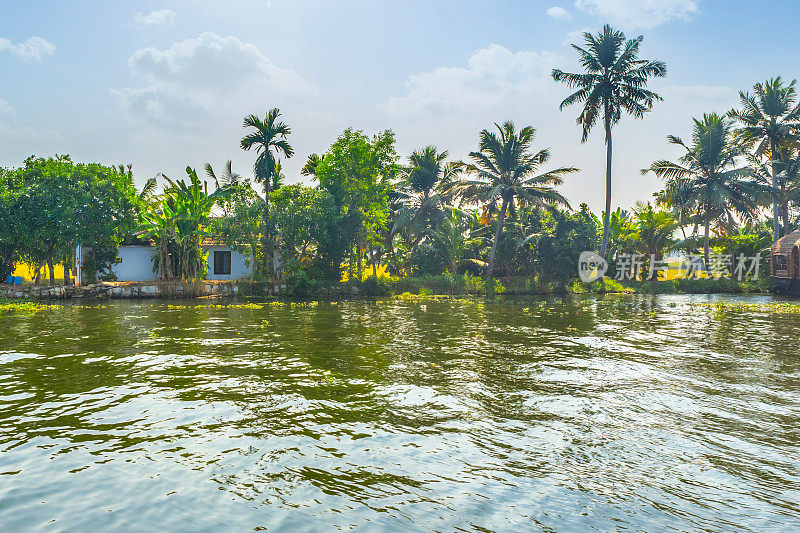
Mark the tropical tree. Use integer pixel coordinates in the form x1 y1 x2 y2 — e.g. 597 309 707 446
590 207 631 258
552 24 667 257
534 204 599 285
621 201 678 278
143 167 232 280
428 207 482 274
139 200 176 280
205 160 241 190
207 161 263 269
393 146 451 271
729 77 800 240
644 113 765 266
312 128 399 281
240 109 294 196
240 108 294 276
270 184 337 277
6 156 139 284
451 121 576 280
748 145 800 234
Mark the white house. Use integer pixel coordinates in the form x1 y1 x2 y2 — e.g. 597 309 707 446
109 241 251 282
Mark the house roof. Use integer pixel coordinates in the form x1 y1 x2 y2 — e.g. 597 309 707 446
772 229 800 254
120 238 228 248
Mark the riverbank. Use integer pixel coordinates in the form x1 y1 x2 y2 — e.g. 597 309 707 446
0 280 281 300
0 274 772 300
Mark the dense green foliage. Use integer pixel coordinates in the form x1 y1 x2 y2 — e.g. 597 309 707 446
140 166 233 280
0 156 139 283
2 24 798 293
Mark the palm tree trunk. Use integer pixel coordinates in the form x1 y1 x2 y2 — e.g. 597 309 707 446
262 180 275 280
782 197 791 233
703 216 710 268
486 198 509 281
771 139 781 241
600 115 613 258
406 234 425 274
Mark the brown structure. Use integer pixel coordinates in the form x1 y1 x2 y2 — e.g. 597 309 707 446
770 229 800 293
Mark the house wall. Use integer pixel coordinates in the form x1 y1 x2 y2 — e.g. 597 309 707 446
111 245 250 282
112 245 159 281
204 246 251 280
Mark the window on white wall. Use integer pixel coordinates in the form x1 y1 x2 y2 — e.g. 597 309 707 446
214 251 232 275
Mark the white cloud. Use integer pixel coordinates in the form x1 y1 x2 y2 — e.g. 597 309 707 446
108 32 339 188
0 121 65 162
654 84 737 122
0 36 55 61
563 27 596 46
384 44 562 118
134 9 177 25
112 32 317 126
0 98 14 116
575 0 699 29
547 6 573 20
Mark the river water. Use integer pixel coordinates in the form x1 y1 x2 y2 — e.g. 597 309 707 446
1 295 798 531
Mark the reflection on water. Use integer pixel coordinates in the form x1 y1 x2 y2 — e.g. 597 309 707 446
1 295 799 531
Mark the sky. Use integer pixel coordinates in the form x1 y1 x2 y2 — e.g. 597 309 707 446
1 0 798 212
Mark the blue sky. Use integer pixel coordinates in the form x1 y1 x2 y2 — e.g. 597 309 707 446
1 0 797 212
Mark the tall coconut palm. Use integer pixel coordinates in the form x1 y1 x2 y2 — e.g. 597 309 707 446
552 24 666 258
452 121 577 280
644 113 764 266
729 77 800 240
240 108 293 276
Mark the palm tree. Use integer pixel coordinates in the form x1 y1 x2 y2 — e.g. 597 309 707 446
644 113 764 266
748 144 800 233
140 201 176 280
729 77 800 240
240 108 294 277
429 207 481 274
622 201 678 278
452 121 577 280
393 146 450 270
205 160 241 189
552 24 666 258
240 109 294 196
590 207 631 257
301 153 324 177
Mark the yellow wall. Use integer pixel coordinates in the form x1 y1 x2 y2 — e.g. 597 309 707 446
12 263 66 282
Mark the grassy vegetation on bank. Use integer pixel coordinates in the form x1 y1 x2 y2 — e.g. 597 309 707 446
0 274 774 305
281 273 772 298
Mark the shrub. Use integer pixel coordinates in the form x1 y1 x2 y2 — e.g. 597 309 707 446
360 275 394 296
